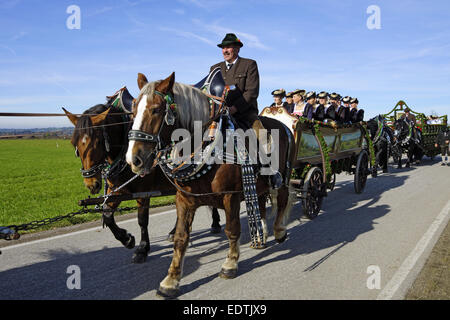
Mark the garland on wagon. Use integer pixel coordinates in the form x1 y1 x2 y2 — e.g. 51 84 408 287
313 123 333 182
363 125 376 167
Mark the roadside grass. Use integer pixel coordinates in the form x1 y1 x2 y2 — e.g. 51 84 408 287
0 139 174 234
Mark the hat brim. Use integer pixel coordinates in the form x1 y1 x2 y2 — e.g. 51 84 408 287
218 41 243 48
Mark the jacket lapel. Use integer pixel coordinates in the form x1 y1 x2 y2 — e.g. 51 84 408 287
227 57 241 80
220 61 228 82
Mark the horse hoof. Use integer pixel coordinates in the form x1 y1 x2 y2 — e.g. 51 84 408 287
156 286 180 299
132 253 147 264
250 242 266 249
219 268 237 279
124 234 135 249
210 226 221 234
132 246 149 264
275 233 288 243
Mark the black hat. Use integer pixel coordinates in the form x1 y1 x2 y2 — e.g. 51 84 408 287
286 91 293 98
350 97 359 104
318 91 328 99
271 89 286 97
342 96 351 103
329 92 339 100
305 91 316 100
292 89 306 96
217 33 243 48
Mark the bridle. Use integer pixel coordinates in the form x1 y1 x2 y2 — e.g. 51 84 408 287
127 90 177 152
76 111 130 179
393 119 412 145
76 132 109 178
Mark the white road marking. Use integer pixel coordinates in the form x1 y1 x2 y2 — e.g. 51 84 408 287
0 208 176 251
377 199 450 300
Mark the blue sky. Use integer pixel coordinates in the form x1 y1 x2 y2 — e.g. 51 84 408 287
0 0 449 128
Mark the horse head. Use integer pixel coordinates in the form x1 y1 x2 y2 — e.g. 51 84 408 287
393 119 409 141
126 72 176 176
366 116 380 140
64 106 111 194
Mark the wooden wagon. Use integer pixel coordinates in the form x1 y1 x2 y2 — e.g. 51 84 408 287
261 106 376 219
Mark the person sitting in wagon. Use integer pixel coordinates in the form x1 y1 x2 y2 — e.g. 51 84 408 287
435 127 450 166
284 91 295 113
337 96 351 123
292 89 306 116
270 89 288 109
324 92 339 122
427 115 442 124
401 107 417 124
314 91 328 122
303 91 317 120
401 107 420 143
349 97 364 122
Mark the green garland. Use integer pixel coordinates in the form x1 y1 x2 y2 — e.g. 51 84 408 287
363 125 376 167
301 164 311 179
313 123 333 182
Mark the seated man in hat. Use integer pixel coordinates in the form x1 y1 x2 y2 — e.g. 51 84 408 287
284 91 295 113
270 89 289 110
303 91 317 120
210 33 282 188
292 89 306 116
349 97 364 122
401 108 419 142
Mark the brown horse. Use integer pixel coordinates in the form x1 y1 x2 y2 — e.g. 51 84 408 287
126 72 295 297
64 102 221 263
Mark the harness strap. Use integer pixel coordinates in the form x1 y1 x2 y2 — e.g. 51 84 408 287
128 130 159 143
81 162 106 178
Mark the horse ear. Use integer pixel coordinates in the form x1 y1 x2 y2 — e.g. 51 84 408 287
157 72 175 94
63 107 78 126
91 108 111 126
137 73 148 90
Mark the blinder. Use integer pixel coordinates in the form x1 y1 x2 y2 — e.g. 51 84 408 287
128 89 177 148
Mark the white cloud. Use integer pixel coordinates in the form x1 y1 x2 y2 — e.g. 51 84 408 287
191 19 270 50
158 27 216 46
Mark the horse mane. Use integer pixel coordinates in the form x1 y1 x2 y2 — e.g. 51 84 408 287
139 80 211 132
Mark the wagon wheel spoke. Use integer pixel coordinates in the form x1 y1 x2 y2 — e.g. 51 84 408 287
301 167 324 220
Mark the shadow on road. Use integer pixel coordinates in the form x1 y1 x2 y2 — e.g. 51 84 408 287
0 171 410 299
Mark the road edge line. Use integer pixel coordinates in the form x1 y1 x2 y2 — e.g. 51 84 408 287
377 199 450 300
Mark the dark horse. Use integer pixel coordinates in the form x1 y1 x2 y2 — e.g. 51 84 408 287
126 72 295 297
64 97 220 263
392 118 423 168
366 115 394 173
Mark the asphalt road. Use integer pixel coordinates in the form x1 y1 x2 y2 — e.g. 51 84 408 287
1 159 449 300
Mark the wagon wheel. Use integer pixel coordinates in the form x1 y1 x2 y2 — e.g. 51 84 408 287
327 172 336 191
354 150 369 194
302 167 326 219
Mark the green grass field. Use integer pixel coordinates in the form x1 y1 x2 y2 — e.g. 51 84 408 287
0 139 174 233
